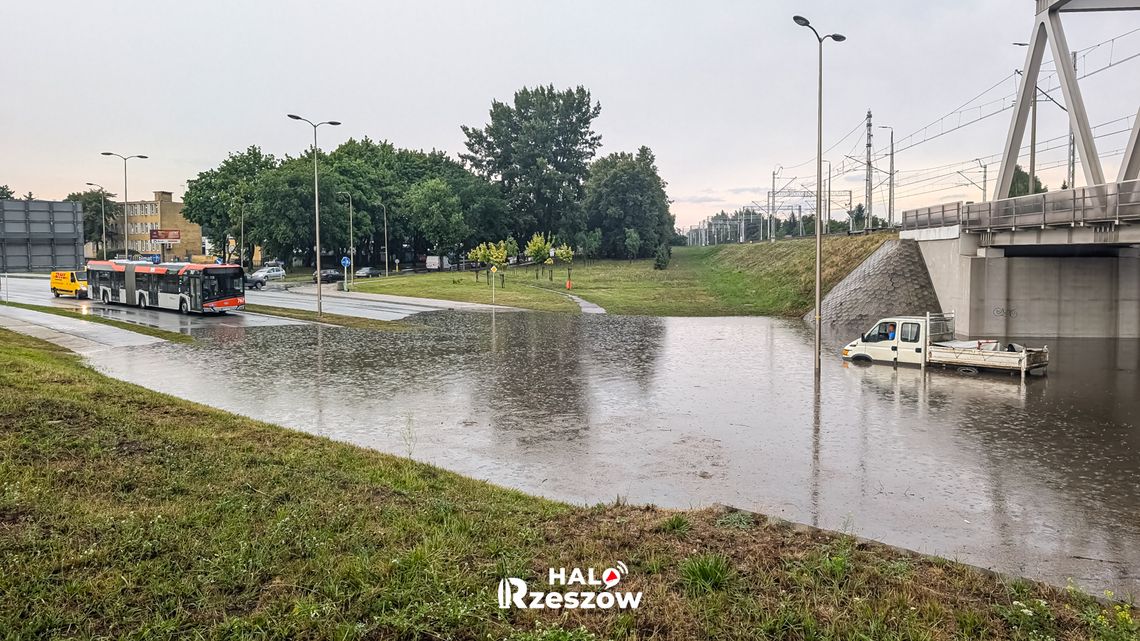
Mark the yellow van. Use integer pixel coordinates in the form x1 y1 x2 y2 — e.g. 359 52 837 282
50 270 89 298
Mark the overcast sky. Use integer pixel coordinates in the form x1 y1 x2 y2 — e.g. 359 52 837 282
3 1 1139 227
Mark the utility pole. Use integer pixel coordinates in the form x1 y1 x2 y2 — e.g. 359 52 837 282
877 126 895 227
798 205 804 236
1029 87 1037 194
865 110 873 231
1067 50 1077 189
770 169 778 243
977 159 988 202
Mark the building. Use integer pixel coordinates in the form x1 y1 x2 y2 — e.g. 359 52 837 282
0 199 84 272
124 191 203 261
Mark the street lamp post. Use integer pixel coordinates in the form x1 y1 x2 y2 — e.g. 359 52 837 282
821 160 832 234
379 202 389 277
100 152 147 259
288 114 341 316
86 182 108 259
794 14 845 375
337 191 354 290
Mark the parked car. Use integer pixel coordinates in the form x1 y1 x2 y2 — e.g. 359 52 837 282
354 266 385 278
313 269 344 283
262 259 285 268
252 266 286 281
243 272 266 290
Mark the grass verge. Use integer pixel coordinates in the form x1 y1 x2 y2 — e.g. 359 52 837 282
0 300 193 343
348 235 893 317
244 303 412 331
2 328 1135 639
352 271 579 313
530 235 894 316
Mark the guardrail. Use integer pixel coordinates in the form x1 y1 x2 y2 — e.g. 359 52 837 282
901 179 1140 231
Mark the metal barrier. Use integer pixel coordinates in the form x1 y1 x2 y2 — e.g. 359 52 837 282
902 179 1140 231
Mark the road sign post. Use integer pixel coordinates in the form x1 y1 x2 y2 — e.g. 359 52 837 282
490 264 497 305
341 256 350 291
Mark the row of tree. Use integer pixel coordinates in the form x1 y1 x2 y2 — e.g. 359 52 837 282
169 85 675 268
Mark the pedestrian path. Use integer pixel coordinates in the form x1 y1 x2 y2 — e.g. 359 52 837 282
0 305 163 353
566 293 606 314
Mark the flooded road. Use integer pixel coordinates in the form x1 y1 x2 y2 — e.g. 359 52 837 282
86 312 1140 594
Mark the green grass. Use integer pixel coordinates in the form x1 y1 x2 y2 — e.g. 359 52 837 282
244 304 412 331
352 271 580 313
353 235 893 317
1 328 1133 640
531 235 894 316
0 300 193 343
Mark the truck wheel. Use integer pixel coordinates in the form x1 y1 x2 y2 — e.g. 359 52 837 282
53 290 60 298
852 354 872 364
957 366 979 375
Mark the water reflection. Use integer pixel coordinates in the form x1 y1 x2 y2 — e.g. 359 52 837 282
87 312 1140 594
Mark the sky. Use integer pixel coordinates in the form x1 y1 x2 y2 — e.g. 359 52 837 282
2 0 1139 228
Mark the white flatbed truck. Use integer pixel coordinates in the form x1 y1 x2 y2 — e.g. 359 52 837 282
841 312 1049 379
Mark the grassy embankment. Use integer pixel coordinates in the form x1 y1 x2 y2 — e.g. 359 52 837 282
354 234 892 316
2 328 1135 640
244 303 410 331
0 300 193 343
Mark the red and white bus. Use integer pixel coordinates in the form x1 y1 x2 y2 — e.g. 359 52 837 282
86 260 245 314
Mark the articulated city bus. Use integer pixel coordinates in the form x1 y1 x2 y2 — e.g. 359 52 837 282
86 260 245 314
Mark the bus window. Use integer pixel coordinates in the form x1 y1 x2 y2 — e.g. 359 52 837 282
202 268 243 301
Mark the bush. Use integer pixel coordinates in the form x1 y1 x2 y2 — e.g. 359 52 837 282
653 243 670 270
680 553 732 594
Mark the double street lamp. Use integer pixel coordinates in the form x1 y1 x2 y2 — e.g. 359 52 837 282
85 182 108 259
793 14 846 375
100 152 147 258
288 114 341 316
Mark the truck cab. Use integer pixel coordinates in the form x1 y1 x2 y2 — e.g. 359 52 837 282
842 316 933 366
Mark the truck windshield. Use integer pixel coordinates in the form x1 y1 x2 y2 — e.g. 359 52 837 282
202 268 243 301
74 271 87 281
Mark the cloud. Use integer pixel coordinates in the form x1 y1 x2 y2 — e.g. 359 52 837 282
673 194 729 204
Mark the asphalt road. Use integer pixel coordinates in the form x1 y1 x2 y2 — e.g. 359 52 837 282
0 277 477 333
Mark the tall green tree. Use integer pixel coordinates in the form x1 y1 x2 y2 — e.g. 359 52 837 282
1008 164 1047 197
183 146 278 254
247 154 346 266
624 228 641 263
64 188 122 255
405 178 467 255
461 85 602 239
584 146 673 258
0 185 14 200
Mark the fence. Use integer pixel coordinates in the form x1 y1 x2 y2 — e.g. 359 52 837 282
901 179 1140 232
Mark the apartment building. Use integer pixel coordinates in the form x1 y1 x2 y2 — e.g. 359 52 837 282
124 190 204 260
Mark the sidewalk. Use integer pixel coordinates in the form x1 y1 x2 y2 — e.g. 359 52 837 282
286 283 525 312
0 305 163 353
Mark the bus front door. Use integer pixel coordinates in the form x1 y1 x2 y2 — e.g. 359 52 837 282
189 277 201 311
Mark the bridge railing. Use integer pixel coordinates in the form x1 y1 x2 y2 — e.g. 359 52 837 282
902 179 1140 231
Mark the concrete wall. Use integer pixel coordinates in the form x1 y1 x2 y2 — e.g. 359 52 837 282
808 239 942 331
905 227 1140 338
0 199 84 272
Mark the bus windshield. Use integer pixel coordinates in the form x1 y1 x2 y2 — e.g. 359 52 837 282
202 267 243 301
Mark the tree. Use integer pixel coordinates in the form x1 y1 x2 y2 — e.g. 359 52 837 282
247 155 347 266
183 146 278 256
23 191 34 201
1008 164 1047 197
504 235 519 263
0 185 14 200
624 228 641 263
654 243 670 270
406 177 467 257
461 85 602 239
554 243 574 281
65 188 122 256
525 232 553 278
584 147 673 258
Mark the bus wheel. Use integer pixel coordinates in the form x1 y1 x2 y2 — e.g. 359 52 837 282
138 296 146 309
102 291 110 305
179 300 188 314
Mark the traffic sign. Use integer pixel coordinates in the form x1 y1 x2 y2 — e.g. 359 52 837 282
490 265 497 273
341 256 350 268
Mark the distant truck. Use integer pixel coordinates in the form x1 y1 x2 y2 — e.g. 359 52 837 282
842 312 1049 378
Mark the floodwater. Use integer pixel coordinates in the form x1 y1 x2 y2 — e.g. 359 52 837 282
87 312 1140 595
